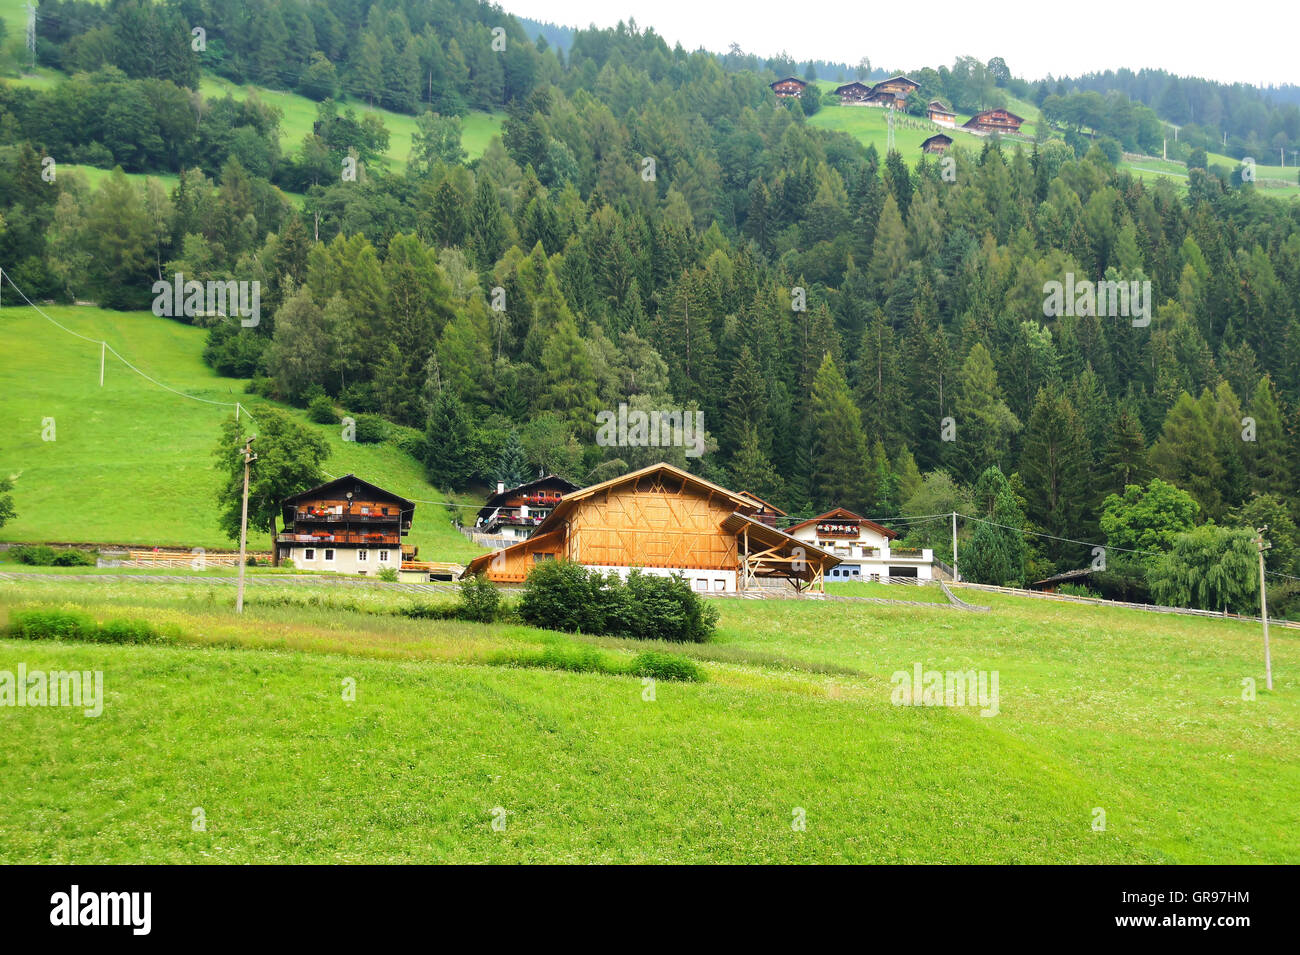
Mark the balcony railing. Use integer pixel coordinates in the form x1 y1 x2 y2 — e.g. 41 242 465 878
294 509 405 523
278 532 399 546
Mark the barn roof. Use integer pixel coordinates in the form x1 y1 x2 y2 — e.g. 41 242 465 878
721 512 841 581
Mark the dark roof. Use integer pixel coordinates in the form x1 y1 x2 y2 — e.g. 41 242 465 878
771 76 807 88
282 474 414 509
834 81 871 94
928 99 954 112
1028 568 1095 589
872 75 919 90
921 133 954 148
478 474 579 520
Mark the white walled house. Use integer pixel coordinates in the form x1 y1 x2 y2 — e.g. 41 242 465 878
785 507 935 581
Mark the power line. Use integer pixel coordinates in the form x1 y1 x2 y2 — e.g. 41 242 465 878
1 268 255 422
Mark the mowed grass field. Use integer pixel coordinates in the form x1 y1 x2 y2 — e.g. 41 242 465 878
0 577 1293 863
0 304 486 560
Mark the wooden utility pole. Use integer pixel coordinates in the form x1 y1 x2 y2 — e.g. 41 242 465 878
1255 527 1274 691
235 436 257 614
951 511 959 582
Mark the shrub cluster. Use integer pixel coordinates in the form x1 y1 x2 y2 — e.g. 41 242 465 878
518 561 718 643
8 609 164 644
10 545 97 566
486 645 704 682
399 574 507 623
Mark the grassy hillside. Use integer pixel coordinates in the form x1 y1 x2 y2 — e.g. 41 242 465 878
0 578 1293 862
0 303 486 560
199 74 502 172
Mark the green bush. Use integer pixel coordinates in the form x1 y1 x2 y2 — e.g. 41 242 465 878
457 573 501 622
52 548 96 567
11 545 57 565
9 546 96 567
8 609 164 644
9 609 97 640
351 413 388 443
397 601 459 620
307 394 338 424
518 561 717 642
628 651 704 682
95 618 165 644
377 566 398 582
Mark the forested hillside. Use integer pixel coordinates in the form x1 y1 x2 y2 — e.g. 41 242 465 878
2 4 1300 610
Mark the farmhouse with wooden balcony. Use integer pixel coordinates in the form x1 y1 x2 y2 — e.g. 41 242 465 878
921 132 954 154
784 507 937 581
833 81 872 104
474 474 579 543
770 77 807 98
463 463 838 594
275 474 413 574
963 107 1025 134
866 75 919 108
927 99 957 127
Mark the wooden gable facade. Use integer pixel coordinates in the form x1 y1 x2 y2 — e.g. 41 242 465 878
834 81 871 103
770 77 807 98
963 108 1024 134
464 463 837 593
921 133 954 154
277 474 414 572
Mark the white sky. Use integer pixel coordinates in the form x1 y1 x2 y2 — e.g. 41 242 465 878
498 0 1298 88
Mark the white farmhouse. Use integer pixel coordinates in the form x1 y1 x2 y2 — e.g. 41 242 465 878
785 507 936 581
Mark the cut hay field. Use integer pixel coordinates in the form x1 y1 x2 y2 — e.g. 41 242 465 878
0 304 486 561
0 577 1293 863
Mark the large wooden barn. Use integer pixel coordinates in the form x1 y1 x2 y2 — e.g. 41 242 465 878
462 463 837 594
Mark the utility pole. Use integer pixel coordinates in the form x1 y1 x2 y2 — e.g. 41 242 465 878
235 436 257 613
1254 527 1274 691
24 3 35 72
951 511 959 583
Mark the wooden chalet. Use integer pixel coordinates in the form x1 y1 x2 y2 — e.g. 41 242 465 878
866 75 919 108
927 100 956 127
463 463 838 594
277 474 414 573
833 81 872 104
963 107 1024 135
475 474 579 543
921 133 954 154
785 507 938 581
770 77 807 98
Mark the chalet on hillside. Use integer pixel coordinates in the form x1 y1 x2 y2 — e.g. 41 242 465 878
833 81 872 104
770 77 807 98
277 474 413 573
963 107 1025 134
866 75 919 108
927 100 956 127
474 474 579 543
737 491 786 527
463 463 838 594
785 507 938 581
921 133 954 154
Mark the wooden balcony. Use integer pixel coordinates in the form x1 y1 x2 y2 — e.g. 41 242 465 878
277 532 400 546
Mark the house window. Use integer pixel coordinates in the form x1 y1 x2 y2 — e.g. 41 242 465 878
533 553 554 563
714 579 725 591
379 550 390 563
358 550 368 562
695 579 708 591
304 548 315 561
324 549 335 562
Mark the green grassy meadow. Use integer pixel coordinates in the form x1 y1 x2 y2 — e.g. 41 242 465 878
0 577 1293 863
0 304 486 560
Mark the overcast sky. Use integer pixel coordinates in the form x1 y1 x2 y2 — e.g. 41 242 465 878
498 0 1297 88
